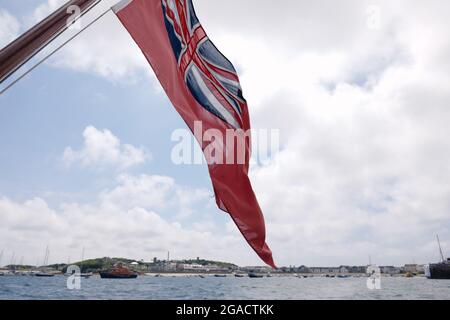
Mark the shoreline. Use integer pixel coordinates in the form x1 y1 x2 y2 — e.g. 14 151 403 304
0 270 426 278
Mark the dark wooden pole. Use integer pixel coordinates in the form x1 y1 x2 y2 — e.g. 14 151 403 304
0 0 99 84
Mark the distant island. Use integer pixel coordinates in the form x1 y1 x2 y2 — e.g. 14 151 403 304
56 257 238 274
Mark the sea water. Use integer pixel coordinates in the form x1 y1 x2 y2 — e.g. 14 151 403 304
0 275 449 300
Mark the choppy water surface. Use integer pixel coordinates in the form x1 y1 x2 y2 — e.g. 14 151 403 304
0 275 449 300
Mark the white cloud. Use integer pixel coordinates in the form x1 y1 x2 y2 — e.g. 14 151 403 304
63 126 150 170
0 9 20 48
29 0 150 81
32 0 65 22
0 173 243 266
99 174 175 210
236 1 450 266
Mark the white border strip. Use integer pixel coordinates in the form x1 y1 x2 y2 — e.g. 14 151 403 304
112 0 133 13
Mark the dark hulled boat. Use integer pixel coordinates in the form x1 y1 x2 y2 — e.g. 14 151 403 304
65 271 93 278
35 272 55 277
100 264 138 279
80 273 93 278
425 259 450 280
425 235 450 280
248 272 264 278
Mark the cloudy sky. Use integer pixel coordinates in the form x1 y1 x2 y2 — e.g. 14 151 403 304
0 0 449 267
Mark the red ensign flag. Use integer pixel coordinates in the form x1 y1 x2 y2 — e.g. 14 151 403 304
114 0 275 268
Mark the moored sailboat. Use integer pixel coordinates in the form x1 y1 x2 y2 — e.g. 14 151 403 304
35 246 55 277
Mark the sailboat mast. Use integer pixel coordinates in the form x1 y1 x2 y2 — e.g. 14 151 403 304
10 252 15 271
43 245 50 266
437 235 445 262
81 247 85 272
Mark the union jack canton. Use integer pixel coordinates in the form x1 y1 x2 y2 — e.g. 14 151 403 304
161 0 246 129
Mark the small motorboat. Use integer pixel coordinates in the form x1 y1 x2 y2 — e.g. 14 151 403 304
234 274 245 278
80 273 93 278
35 272 55 277
65 270 93 278
248 272 264 278
214 274 227 278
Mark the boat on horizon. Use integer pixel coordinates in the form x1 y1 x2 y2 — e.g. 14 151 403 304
35 272 55 277
425 259 450 279
35 246 55 277
248 272 264 278
78 247 93 278
425 235 450 280
99 263 138 279
80 273 93 278
65 271 93 278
